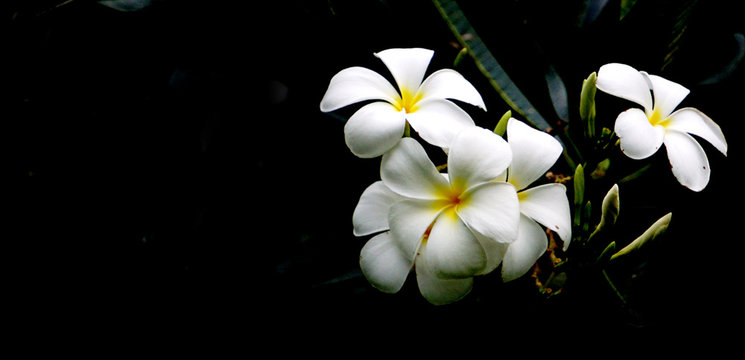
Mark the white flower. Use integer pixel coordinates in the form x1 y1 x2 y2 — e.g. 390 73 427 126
320 48 486 158
596 63 728 191
352 127 519 305
497 119 572 282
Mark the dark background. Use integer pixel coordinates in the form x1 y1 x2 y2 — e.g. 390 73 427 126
3 0 742 347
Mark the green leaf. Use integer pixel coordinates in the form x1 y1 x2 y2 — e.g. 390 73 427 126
544 63 569 122
432 0 551 132
619 0 639 20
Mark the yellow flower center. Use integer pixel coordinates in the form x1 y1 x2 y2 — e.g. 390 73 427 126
648 107 670 127
394 87 423 113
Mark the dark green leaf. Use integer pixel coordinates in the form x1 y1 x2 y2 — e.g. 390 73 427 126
432 0 551 131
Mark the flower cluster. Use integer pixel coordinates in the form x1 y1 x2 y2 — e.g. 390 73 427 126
321 48 570 304
320 48 727 305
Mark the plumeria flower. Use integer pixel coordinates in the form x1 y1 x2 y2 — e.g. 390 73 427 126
320 48 486 158
497 119 572 282
596 63 728 191
352 127 519 305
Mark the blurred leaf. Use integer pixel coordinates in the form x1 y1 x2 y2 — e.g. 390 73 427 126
432 0 551 131
619 0 639 20
98 0 151 12
699 33 745 85
544 63 569 122
579 0 610 27
661 0 699 71
590 158 610 180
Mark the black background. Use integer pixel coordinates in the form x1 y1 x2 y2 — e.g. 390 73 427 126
3 0 742 349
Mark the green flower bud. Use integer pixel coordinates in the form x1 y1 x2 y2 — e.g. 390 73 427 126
611 212 672 261
494 110 511 136
580 72 597 139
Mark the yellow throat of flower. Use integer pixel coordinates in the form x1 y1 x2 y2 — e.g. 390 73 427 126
394 88 423 113
648 107 670 127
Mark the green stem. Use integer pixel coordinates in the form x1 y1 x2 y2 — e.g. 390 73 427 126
602 269 627 306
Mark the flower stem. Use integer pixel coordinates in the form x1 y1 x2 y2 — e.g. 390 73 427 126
602 269 627 306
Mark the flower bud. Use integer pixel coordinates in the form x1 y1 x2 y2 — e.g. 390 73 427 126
598 184 620 230
611 212 672 261
494 110 511 136
579 72 597 139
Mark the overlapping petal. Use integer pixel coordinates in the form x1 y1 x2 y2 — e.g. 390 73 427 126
644 73 690 118
456 182 520 244
663 130 711 192
388 198 446 261
596 63 653 113
517 183 572 250
425 208 487 279
501 214 548 282
374 48 434 96
381 138 450 200
404 99 476 150
415 243 473 305
506 119 563 190
614 108 666 159
319 66 400 112
352 181 404 236
447 127 511 191
417 69 487 110
344 102 407 158
666 107 728 156
359 232 413 293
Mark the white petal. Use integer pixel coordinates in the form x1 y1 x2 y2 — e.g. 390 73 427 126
320 67 400 112
474 234 508 276
596 63 653 113
663 130 711 192
388 199 446 261
447 127 511 191
404 99 475 149
359 232 413 293
456 182 520 244
417 69 487 110
517 183 572 248
344 102 407 158
425 209 487 279
501 215 547 282
352 181 404 236
666 107 728 156
415 243 473 305
614 108 665 159
644 73 690 118
506 118 563 190
381 138 450 200
374 48 434 96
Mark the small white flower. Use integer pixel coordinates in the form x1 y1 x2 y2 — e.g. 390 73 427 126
320 48 486 158
498 119 572 282
596 63 728 191
352 127 519 305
